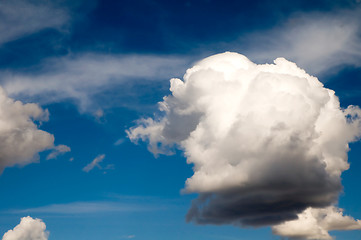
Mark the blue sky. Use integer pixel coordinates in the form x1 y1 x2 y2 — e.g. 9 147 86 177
0 0 361 239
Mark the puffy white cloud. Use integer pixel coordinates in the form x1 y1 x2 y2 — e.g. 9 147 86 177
243 8 361 75
2 216 49 240
0 53 192 113
83 154 105 172
0 0 69 46
127 52 361 233
272 206 361 239
0 86 67 173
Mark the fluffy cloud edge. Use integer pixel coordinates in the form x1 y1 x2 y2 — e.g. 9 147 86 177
272 206 361 239
0 86 70 173
127 52 361 235
2 216 49 240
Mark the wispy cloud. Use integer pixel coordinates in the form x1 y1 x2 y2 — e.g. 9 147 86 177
242 7 361 75
82 154 105 172
46 144 71 160
120 235 135 239
1 53 193 113
0 0 69 46
9 201 161 215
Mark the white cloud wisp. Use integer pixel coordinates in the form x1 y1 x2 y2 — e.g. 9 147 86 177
1 53 192 113
244 8 361 75
2 216 49 240
127 52 361 238
0 0 69 46
83 154 105 172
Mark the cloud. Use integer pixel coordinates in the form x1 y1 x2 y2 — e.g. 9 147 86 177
0 53 192 113
0 86 67 173
127 52 361 236
272 206 361 239
82 154 105 172
9 200 163 215
46 145 71 160
0 0 69 46
120 235 135 239
114 138 125 146
2 216 49 240
243 7 361 75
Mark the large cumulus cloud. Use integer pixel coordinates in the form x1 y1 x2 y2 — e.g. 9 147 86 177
0 86 67 173
2 216 49 240
127 52 361 238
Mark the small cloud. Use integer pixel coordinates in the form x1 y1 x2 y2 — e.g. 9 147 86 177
46 144 71 160
273 206 361 239
122 235 135 239
10 201 157 215
82 154 105 172
69 157 74 162
104 164 115 170
114 138 125 146
94 109 104 118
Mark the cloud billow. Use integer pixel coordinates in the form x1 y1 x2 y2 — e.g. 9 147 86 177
128 52 361 239
0 86 69 173
2 216 49 240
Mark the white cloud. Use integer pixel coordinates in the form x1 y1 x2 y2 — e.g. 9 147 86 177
243 8 361 75
0 86 68 173
46 144 71 160
10 200 162 215
82 154 105 172
127 52 361 233
114 138 125 146
14 202 136 214
0 0 69 46
272 206 361 239
2 216 49 240
120 235 135 239
0 53 192 113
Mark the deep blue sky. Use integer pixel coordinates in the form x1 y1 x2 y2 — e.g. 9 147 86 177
0 0 361 239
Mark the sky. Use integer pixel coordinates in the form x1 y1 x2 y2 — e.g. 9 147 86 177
1 0 361 239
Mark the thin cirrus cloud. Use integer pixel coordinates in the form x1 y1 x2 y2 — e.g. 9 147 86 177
0 53 192 113
242 7 361 75
82 154 106 173
0 86 69 174
127 52 361 239
2 216 49 240
0 0 69 46
9 199 164 215
11 201 148 215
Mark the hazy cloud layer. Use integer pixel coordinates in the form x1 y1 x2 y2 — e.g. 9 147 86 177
1 53 192 113
2 216 49 240
0 86 68 173
244 7 361 75
0 0 69 46
128 52 361 237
